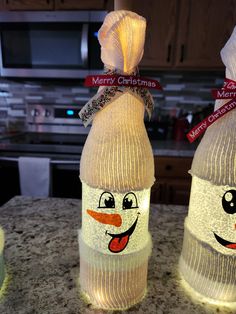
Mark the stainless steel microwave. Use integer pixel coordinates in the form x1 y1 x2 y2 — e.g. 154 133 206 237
0 11 106 78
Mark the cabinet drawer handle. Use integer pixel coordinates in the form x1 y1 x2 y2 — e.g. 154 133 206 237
165 165 172 171
180 44 185 62
167 44 171 63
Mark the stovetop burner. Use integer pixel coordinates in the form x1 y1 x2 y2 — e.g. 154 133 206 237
3 132 87 145
0 132 87 156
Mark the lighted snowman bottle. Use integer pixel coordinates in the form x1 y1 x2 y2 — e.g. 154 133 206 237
179 27 236 303
79 11 154 310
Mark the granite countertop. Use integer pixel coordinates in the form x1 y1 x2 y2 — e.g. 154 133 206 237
0 196 234 314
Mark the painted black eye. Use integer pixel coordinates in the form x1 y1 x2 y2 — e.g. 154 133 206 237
122 192 138 210
98 192 115 208
222 190 236 214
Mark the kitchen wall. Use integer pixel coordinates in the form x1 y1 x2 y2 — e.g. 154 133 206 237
0 70 225 137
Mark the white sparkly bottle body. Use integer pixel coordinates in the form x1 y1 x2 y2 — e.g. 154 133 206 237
180 176 236 302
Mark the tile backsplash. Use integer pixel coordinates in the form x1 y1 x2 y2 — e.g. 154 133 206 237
0 70 225 135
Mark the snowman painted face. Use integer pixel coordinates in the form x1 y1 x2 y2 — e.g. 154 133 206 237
81 182 150 254
214 189 236 249
187 176 236 254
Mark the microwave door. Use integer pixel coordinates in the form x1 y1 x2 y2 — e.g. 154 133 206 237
0 22 91 78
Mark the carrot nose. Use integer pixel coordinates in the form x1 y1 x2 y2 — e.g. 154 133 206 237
87 209 122 227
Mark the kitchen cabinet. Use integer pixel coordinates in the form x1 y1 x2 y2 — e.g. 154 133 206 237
0 164 20 206
54 0 106 10
1 0 111 10
0 163 82 207
0 0 5 9
4 0 54 10
151 156 192 205
175 0 236 68
129 0 178 68
130 0 236 70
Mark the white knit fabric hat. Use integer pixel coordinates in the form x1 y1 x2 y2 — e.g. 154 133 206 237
79 231 152 309
80 10 155 192
98 10 146 74
180 223 236 301
190 27 236 186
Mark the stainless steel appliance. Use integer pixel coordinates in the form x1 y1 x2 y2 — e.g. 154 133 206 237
0 102 91 204
0 11 106 78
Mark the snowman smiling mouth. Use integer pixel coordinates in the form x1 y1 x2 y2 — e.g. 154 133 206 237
106 213 140 253
214 232 236 249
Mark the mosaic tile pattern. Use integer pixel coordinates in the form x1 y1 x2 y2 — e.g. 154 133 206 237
0 71 224 135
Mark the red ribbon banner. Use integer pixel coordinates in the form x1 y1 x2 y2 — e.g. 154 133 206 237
84 75 162 90
223 78 236 89
187 99 236 143
211 89 236 99
212 79 236 99
187 78 236 143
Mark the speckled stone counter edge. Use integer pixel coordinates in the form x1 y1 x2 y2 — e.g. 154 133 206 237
0 227 5 289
